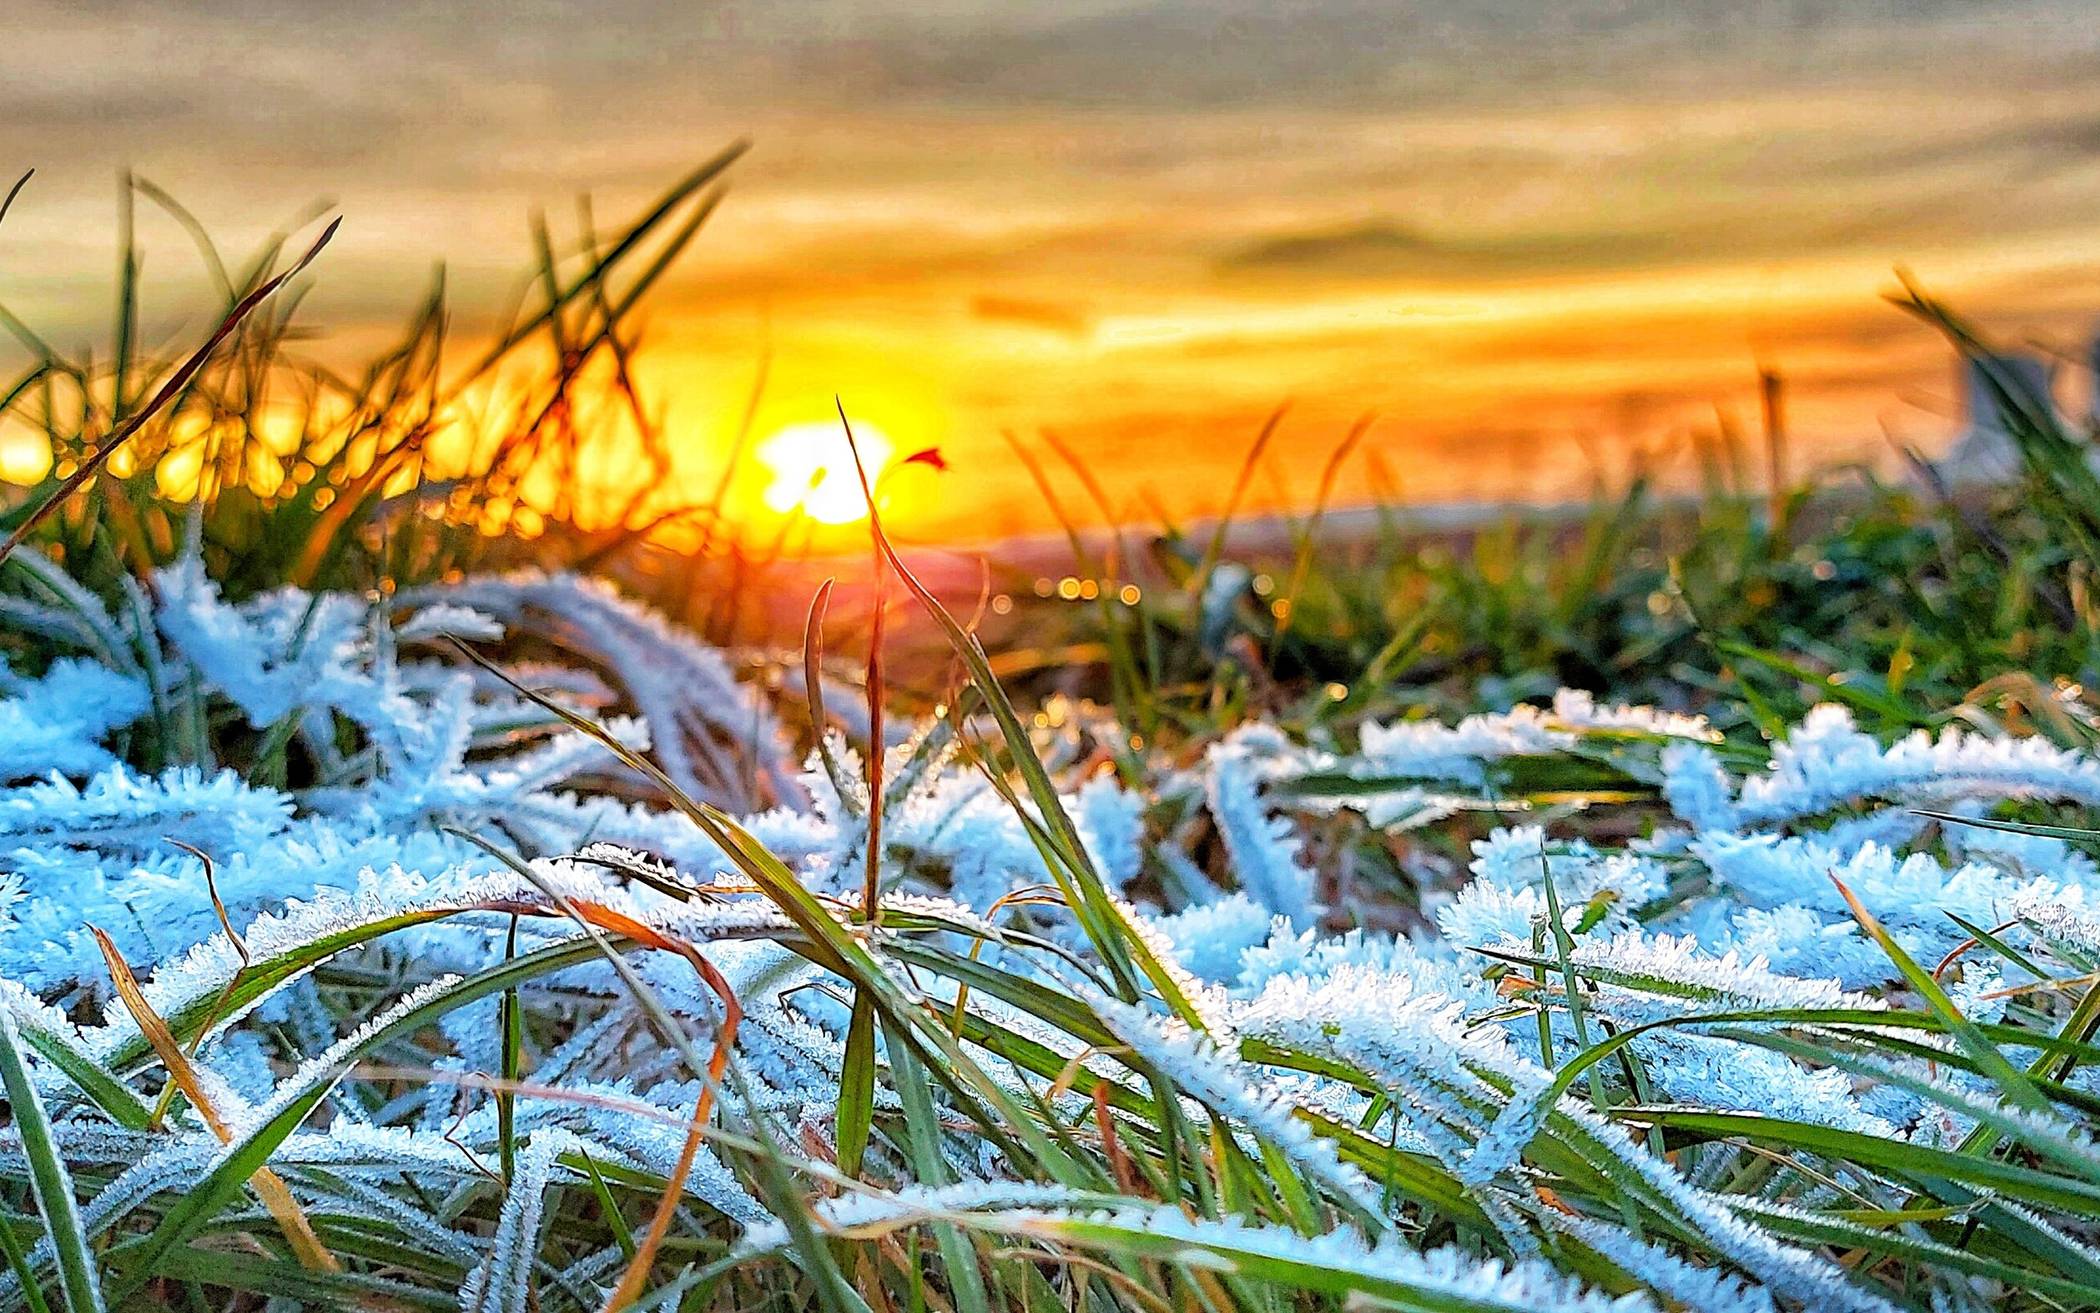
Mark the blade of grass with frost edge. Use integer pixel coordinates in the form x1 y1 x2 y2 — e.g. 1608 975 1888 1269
1624 1108 2100 1217
835 417 1197 1024
92 927 341 1274
1726 1195 2100 1310
889 1030 992 1313
439 830 746 1313
1833 876 2051 1118
0 1014 102 1313
0 1214 53 1313
106 1069 348 1301
444 637 1092 1185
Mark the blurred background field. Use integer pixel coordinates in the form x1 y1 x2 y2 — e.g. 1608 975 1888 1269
6 152 2100 758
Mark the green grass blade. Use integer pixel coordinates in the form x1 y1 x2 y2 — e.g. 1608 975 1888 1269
889 1029 991 1313
1629 1107 2100 1217
836 992 878 1178
109 1069 347 1299
1832 877 2052 1118
0 1015 103 1313
0 1208 53 1313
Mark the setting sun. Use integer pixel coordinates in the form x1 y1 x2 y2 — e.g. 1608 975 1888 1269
10 8 2100 1306
755 420 893 524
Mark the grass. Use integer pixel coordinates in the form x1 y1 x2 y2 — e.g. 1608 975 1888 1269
994 358 2100 748
5 155 2100 1313
0 147 763 607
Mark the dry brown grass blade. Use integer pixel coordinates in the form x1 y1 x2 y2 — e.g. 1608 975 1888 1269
167 838 248 967
90 927 342 1275
0 170 32 231
0 217 340 566
1091 1080 1139 1197
574 901 742 1313
426 655 752 1307
149 839 254 1130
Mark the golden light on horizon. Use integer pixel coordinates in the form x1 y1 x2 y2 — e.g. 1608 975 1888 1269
756 420 894 525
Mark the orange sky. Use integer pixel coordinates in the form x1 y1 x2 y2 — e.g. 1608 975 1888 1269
6 1 2100 542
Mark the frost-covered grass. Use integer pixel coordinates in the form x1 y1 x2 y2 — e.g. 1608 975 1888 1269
6 526 2100 1312
11 164 2100 1311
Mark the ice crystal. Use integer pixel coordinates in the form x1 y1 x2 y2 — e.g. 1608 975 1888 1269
6 554 2097 1312
0 658 149 781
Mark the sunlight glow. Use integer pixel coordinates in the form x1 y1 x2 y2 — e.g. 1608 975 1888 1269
756 421 892 524
0 431 52 485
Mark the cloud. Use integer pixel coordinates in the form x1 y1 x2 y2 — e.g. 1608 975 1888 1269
1217 218 1790 281
791 0 2100 111
1220 222 1439 272
970 295 1093 338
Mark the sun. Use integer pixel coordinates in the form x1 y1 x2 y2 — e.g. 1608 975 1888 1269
755 421 893 525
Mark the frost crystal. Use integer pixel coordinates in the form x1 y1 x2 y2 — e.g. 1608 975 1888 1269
3 553 2093 1313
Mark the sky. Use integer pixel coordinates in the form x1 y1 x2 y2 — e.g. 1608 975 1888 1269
6 1 2100 542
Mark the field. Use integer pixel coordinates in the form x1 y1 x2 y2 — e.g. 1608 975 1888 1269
7 165 2100 1313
